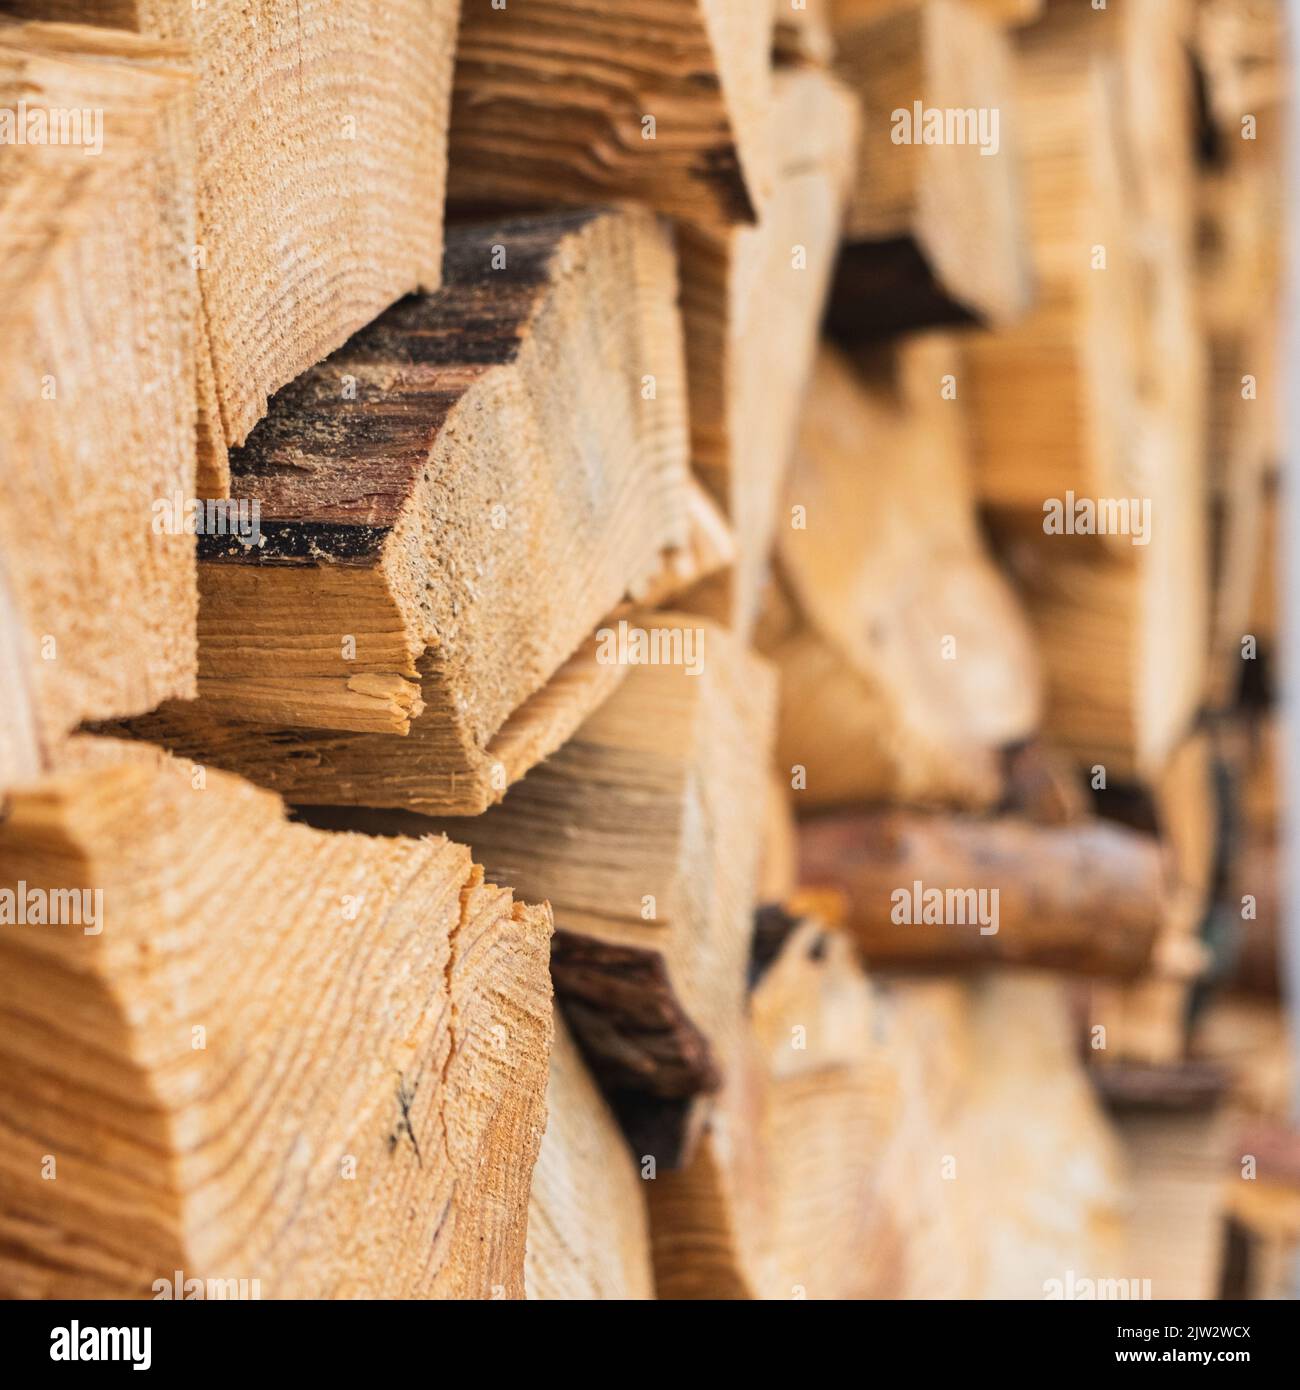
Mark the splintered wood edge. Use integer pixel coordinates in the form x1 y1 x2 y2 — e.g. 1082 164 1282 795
114 626 629 816
483 634 631 798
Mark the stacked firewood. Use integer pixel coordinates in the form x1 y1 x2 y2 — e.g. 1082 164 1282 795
0 0 1287 1299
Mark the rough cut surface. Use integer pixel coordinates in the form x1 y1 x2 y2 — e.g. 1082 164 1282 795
449 0 775 225
2 0 462 493
0 739 553 1299
0 21 197 782
307 615 777 1168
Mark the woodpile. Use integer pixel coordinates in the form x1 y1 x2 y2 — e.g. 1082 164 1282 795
0 0 1288 1304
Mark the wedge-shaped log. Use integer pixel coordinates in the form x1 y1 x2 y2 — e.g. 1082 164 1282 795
650 918 899 1299
0 739 553 1299
798 809 1164 977
127 208 690 815
448 0 775 226
760 343 1039 811
4 0 462 493
679 68 857 634
309 615 776 1166
525 1014 654 1301
0 22 197 787
988 533 1207 783
829 0 1032 336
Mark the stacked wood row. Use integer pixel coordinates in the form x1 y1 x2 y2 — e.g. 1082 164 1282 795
0 0 1287 1303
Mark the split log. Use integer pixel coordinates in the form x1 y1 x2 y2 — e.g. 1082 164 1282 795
828 0 1033 337
0 22 197 782
678 67 857 635
967 0 1209 516
988 535 1207 783
798 809 1164 977
968 0 1208 781
955 975 1125 1297
2 0 462 494
649 919 899 1299
525 1014 654 1301
448 0 775 226
964 37 1142 513
305 615 777 1168
124 208 691 816
630 477 736 610
760 342 1039 811
0 739 553 1298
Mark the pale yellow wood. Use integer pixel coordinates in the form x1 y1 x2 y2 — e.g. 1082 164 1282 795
832 0 1033 325
763 342 1040 810
650 921 900 1299
123 207 690 813
448 0 776 225
0 22 197 776
308 615 777 1168
1111 1104 1233 1299
968 0 1209 781
525 1015 654 1301
678 67 858 634
5 0 462 493
0 738 553 1298
876 975 1125 1298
